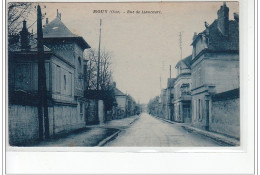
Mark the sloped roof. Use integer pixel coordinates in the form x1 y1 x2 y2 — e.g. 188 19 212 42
42 18 78 38
114 88 126 96
192 19 239 52
175 55 192 69
41 17 90 49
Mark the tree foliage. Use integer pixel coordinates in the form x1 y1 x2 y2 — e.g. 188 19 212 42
85 48 113 91
8 2 34 35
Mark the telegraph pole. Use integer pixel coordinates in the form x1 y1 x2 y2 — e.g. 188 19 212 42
96 19 102 124
169 65 171 79
37 5 49 139
160 75 162 92
97 19 102 91
179 32 183 60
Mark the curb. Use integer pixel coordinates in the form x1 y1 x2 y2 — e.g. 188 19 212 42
181 125 239 146
97 130 121 147
152 116 240 146
129 116 139 125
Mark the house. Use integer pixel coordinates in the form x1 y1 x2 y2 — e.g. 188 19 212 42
159 88 167 120
190 2 239 138
112 83 139 119
126 95 137 116
8 10 91 145
173 55 192 123
166 78 176 121
114 86 128 119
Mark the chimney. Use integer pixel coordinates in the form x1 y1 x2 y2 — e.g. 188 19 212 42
234 12 239 23
57 9 61 20
46 18 49 25
20 20 30 50
217 2 229 36
112 82 116 88
192 32 197 41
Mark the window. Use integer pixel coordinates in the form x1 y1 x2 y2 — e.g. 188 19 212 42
64 74 66 90
78 57 82 74
198 67 201 85
56 65 61 93
80 103 83 113
198 99 201 120
79 102 83 119
69 72 72 96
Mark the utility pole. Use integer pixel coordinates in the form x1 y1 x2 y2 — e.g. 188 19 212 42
169 65 171 79
37 5 49 139
179 32 183 60
96 19 102 124
97 19 102 91
160 75 162 92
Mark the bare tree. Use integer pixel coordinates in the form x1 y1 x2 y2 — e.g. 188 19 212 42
85 49 113 91
100 49 113 90
8 2 34 35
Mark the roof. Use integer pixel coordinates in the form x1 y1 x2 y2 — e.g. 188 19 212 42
9 36 51 53
175 55 192 69
114 88 126 96
43 18 78 38
191 19 239 52
41 17 90 49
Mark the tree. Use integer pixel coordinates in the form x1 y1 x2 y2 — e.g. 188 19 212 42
8 2 34 35
85 48 114 91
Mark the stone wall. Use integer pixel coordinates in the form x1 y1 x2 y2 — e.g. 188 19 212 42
9 103 86 145
50 105 85 135
85 99 99 124
9 105 39 146
210 94 240 139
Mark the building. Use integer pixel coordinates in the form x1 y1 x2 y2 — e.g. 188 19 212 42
8 10 91 145
113 85 138 119
159 88 167 120
166 78 176 121
148 96 160 117
114 86 128 119
190 3 239 138
173 55 192 123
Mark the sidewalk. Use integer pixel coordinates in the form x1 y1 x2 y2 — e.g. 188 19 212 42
153 116 240 146
29 115 139 147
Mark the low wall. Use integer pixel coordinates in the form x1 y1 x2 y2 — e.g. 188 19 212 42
9 105 39 146
9 104 86 145
85 100 99 124
50 105 85 135
210 97 240 139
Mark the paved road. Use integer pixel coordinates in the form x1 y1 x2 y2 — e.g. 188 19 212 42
105 113 223 147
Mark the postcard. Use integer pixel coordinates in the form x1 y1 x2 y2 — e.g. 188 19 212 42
5 0 256 174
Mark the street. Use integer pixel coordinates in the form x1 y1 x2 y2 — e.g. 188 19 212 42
105 113 223 147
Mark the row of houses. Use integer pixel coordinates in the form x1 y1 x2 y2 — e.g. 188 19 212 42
148 2 240 139
8 9 139 146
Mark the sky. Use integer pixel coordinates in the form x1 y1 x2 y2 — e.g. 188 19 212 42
23 1 238 104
